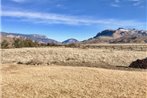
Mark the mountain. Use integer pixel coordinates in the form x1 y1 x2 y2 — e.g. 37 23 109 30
1 28 147 46
62 38 79 44
1 32 60 44
83 28 147 43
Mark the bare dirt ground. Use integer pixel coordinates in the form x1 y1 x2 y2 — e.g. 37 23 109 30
1 45 147 98
1 64 147 98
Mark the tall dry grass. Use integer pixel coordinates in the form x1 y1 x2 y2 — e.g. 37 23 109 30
1 45 147 98
1 47 146 68
1 64 147 98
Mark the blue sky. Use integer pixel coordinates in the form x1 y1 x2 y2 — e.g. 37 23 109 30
1 0 147 41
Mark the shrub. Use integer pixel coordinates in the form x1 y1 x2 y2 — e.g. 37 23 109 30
13 38 39 48
1 40 9 48
65 43 80 48
13 39 23 48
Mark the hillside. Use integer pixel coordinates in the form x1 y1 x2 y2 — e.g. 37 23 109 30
62 38 79 44
1 32 60 44
83 28 147 44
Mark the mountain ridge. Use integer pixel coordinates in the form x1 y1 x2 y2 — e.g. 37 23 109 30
1 32 60 44
83 28 147 44
1 28 147 45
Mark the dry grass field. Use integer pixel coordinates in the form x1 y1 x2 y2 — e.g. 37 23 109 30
82 44 147 51
1 46 147 68
1 44 147 98
1 64 147 98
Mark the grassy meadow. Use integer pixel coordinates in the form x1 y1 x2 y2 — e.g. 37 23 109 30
1 44 147 98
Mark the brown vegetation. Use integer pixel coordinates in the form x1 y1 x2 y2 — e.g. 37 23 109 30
1 45 147 98
1 64 147 98
1 46 147 68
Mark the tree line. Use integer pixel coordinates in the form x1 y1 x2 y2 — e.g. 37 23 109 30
1 39 42 48
1 38 80 49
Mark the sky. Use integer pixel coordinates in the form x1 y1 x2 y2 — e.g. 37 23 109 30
1 0 147 41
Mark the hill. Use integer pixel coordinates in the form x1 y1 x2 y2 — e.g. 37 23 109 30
1 32 60 44
83 28 147 44
62 38 79 44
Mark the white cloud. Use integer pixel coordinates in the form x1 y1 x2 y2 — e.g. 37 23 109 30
114 0 120 3
129 0 144 6
133 2 141 6
56 4 63 7
110 0 145 7
10 0 27 3
110 3 120 7
1 10 145 26
129 0 140 1
110 0 120 7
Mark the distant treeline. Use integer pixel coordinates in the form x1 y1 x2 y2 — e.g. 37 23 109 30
1 38 78 49
1 38 60 49
1 39 38 48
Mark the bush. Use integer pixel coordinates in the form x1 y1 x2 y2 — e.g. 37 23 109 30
1 40 9 48
13 39 24 48
13 38 39 48
47 43 57 46
65 43 80 48
47 43 62 47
